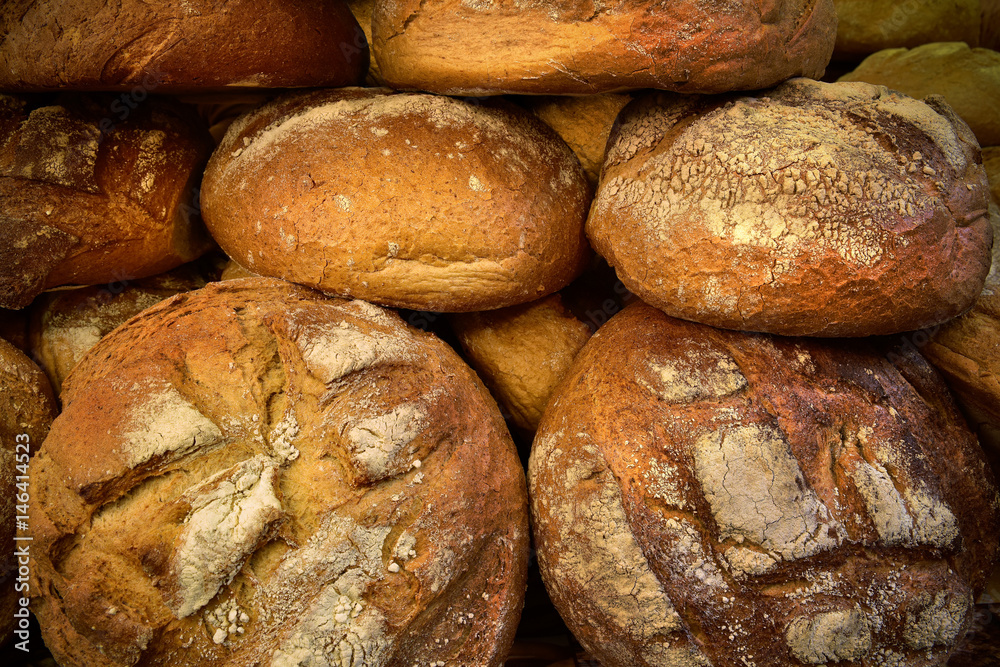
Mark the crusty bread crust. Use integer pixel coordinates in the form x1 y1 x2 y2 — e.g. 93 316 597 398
587 79 993 336
529 301 1000 666
202 88 591 312
0 0 368 92
30 278 529 666
373 0 838 95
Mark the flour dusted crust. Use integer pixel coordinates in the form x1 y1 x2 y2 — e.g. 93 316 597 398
0 337 57 645
0 94 213 309
588 79 993 337
839 42 1000 147
528 301 1000 667
0 0 368 92
202 88 591 312
372 0 837 96
28 265 208 393
449 293 592 433
29 278 529 666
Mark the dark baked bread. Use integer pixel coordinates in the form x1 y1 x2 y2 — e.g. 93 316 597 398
30 278 528 666
0 0 368 92
529 301 1000 666
1 337 58 645
588 79 993 337
0 94 213 309
202 88 591 312
373 0 838 95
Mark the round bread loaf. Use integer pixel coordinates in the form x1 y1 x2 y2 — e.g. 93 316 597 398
529 301 1000 667
29 278 529 666
1 337 58 646
202 88 591 312
0 94 213 309
0 0 368 92
588 79 994 337
372 0 837 96
832 0 984 60
838 42 1000 147
28 265 208 393
448 293 592 434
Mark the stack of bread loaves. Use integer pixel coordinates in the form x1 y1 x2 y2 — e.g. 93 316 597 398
0 1 998 666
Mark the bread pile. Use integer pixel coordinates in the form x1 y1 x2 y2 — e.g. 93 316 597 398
0 1 998 666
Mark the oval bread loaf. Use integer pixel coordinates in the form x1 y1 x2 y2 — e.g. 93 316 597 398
202 88 591 312
529 301 1000 666
588 79 994 337
29 278 529 666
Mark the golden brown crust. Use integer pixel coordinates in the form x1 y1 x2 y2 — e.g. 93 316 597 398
587 79 993 337
528 94 633 187
832 0 983 60
373 0 838 95
0 94 214 309
529 301 1000 666
449 294 592 433
0 0 368 92
0 337 58 645
202 88 592 312
838 42 1000 147
30 278 528 666
28 265 209 393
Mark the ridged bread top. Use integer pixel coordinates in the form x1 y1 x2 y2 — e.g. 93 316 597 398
587 79 993 336
201 88 591 312
29 278 529 667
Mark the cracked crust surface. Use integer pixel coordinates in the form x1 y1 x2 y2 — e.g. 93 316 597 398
29 277 529 666
529 301 1000 667
0 0 368 92
0 94 213 309
587 79 994 337
372 0 837 95
201 88 591 312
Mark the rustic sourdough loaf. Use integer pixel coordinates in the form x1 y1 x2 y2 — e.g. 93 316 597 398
0 337 57 646
0 0 368 92
0 94 213 309
202 88 591 312
372 0 838 95
529 301 1000 667
588 79 993 337
30 278 528 666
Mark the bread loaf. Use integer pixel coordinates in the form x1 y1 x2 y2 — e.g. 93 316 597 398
29 278 528 666
28 265 209 393
0 0 368 92
0 94 213 309
832 0 984 60
449 294 592 434
588 79 993 337
202 88 591 312
529 301 1000 666
838 42 1000 147
373 0 837 96
1 337 58 645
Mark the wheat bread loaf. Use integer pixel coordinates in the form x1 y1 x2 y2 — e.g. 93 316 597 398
0 0 368 92
832 0 984 60
587 79 993 337
373 0 837 96
29 277 529 666
201 88 591 312
529 300 1000 666
0 94 213 309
